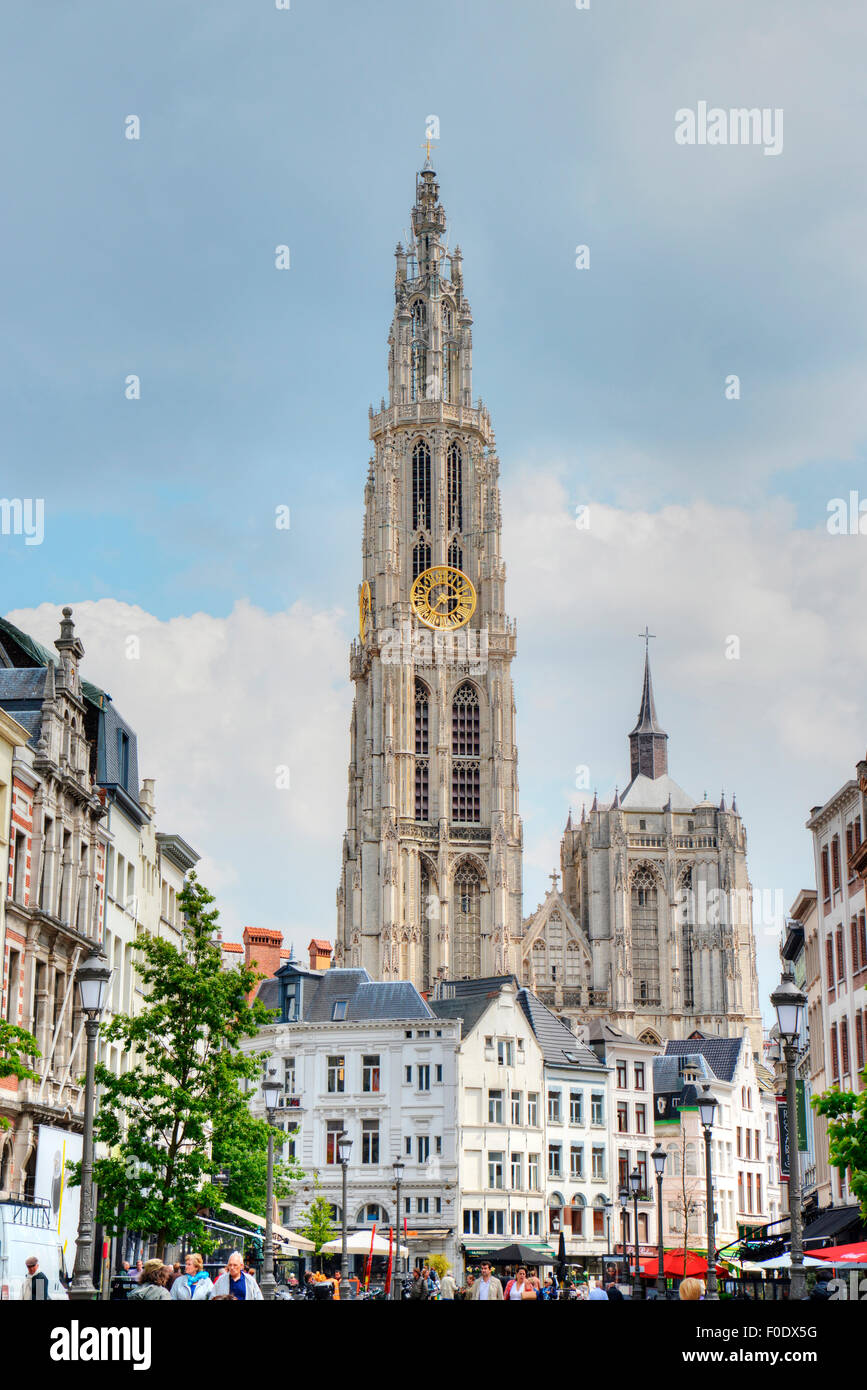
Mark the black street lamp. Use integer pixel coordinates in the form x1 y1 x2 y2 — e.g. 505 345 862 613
618 1184 628 1286
260 1068 283 1302
338 1133 353 1291
601 1195 612 1284
628 1166 642 1299
69 948 111 1302
697 1086 719 1300
652 1142 667 1296
392 1159 405 1301
771 968 808 1301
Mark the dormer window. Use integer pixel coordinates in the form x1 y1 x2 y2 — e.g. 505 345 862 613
332 1000 348 1020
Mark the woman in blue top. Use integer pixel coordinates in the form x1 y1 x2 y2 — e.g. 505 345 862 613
171 1252 215 1301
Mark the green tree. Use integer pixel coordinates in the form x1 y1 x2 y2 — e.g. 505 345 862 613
68 873 294 1256
813 1072 867 1220
426 1253 449 1279
211 1104 300 1218
298 1174 337 1255
0 1021 40 1131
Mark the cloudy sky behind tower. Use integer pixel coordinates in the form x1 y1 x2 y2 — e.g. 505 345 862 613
3 1 866 1022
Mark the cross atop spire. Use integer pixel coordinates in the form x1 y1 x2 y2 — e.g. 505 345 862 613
549 871 560 892
638 625 656 654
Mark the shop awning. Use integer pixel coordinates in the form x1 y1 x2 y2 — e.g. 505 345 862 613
813 1241 867 1264
220 1200 315 1251
803 1204 865 1243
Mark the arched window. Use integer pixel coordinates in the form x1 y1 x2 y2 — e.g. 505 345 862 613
452 863 481 977
448 538 462 571
679 867 694 1008
568 1192 585 1234
452 683 480 822
356 1203 388 1224
441 304 456 402
638 1029 660 1047
415 680 429 821
411 300 427 402
442 301 453 333
447 442 462 530
685 1143 697 1176
412 439 431 530
413 538 431 580
631 866 661 1006
420 864 432 990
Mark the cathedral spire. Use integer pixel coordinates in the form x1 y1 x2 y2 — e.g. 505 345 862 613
628 633 668 781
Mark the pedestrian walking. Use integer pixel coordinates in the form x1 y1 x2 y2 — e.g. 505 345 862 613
210 1251 264 1300
171 1252 215 1300
128 1259 172 1301
439 1269 457 1299
588 1281 609 1301
23 1256 51 1301
504 1266 537 1300
468 1260 504 1300
409 1267 429 1299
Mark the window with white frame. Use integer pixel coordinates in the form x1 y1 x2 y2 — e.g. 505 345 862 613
570 1090 583 1124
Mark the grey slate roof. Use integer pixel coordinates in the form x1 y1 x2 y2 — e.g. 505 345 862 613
297 968 433 1023
664 1035 744 1082
256 978 281 1011
517 988 606 1070
0 667 48 747
0 616 106 707
428 993 497 1038
587 1019 645 1047
653 1054 713 1093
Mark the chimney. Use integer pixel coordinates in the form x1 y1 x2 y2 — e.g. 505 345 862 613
139 778 156 817
308 938 333 972
243 926 284 981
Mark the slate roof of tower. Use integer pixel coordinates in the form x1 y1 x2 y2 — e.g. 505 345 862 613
516 989 606 1069
630 650 666 737
653 1053 713 1092
620 773 696 811
664 1035 744 1082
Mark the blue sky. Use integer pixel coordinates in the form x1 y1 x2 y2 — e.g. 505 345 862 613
4 1 867 1021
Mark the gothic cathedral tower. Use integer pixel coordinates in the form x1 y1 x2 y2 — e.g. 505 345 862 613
335 159 523 991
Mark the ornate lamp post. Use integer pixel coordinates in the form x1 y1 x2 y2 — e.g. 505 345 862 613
260 1068 283 1302
601 1195 612 1284
392 1159 405 1301
618 1184 628 1287
338 1133 353 1292
69 948 111 1301
772 969 808 1301
652 1142 667 1296
697 1086 719 1300
629 1166 642 1299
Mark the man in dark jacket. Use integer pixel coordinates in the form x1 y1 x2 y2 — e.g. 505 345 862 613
409 1268 429 1299
23 1257 50 1300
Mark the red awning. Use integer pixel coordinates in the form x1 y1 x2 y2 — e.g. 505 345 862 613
639 1251 726 1279
813 1242 867 1263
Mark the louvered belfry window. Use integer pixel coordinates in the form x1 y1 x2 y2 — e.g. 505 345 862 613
452 682 480 822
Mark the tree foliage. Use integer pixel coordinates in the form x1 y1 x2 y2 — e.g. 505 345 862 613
68 873 295 1256
0 1021 40 1131
813 1072 867 1220
297 1174 338 1254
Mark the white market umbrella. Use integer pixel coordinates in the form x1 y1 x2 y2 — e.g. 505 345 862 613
756 1252 827 1269
320 1231 409 1257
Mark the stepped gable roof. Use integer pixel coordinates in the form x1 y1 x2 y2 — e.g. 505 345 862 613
664 1035 744 1082
620 773 695 811
516 989 605 1069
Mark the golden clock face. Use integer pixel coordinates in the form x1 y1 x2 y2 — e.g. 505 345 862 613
410 565 477 631
359 581 372 643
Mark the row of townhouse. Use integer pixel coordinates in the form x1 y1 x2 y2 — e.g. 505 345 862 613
773 747 867 1252
0 610 198 1262
242 957 705 1275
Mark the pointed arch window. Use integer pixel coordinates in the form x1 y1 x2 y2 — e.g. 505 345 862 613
448 538 463 572
679 867 694 1008
631 866 661 1007
413 538 431 580
415 680 429 822
452 863 481 978
411 300 427 402
412 439 431 531
420 863 432 991
452 682 480 822
447 442 463 531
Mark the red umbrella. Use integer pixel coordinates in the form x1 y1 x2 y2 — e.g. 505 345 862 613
640 1251 726 1279
812 1242 867 1263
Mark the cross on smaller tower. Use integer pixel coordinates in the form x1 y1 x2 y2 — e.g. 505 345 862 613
638 625 656 655
550 871 560 892
420 136 438 166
